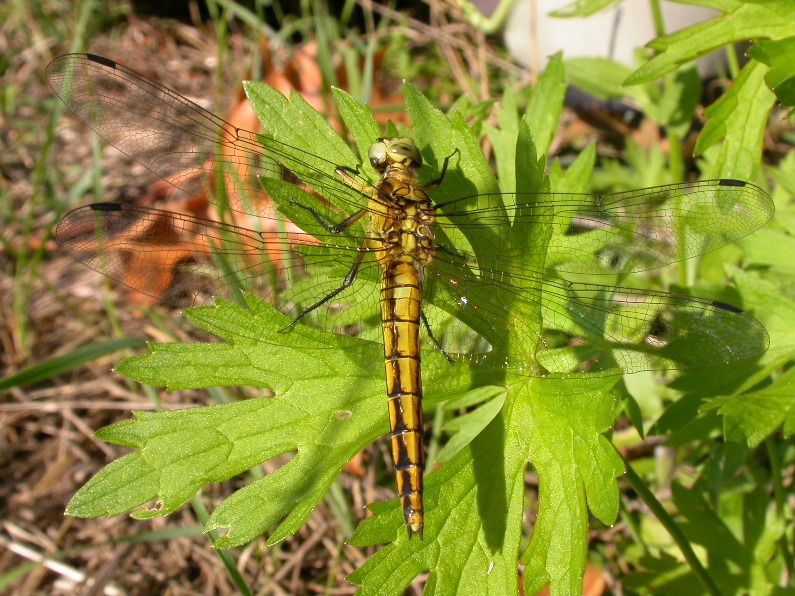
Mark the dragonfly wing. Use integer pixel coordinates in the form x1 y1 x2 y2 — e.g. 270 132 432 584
46 53 377 222
55 202 383 331
549 179 774 274
534 280 768 374
434 180 773 276
56 203 278 308
48 53 387 329
47 55 257 211
422 233 768 376
49 54 771 375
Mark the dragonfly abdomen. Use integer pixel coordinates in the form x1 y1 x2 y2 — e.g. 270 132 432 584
380 258 425 539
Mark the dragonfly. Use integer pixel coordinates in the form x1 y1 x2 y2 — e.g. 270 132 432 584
47 53 772 540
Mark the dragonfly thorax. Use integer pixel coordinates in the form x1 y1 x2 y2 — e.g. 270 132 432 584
364 136 437 270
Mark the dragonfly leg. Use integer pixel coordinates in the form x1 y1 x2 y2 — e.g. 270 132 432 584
421 310 454 364
423 147 460 189
335 163 363 179
290 200 368 233
280 249 366 331
334 165 375 197
433 243 470 262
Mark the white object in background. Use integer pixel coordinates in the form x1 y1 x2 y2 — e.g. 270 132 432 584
503 0 719 76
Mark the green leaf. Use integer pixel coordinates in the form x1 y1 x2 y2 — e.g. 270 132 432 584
404 81 508 262
79 299 471 548
548 142 595 194
485 87 521 193
656 66 701 137
521 377 623 595
349 398 530 594
625 2 795 85
349 375 623 595
515 117 544 196
549 0 616 18
693 262 795 446
747 35 795 110
695 61 776 180
437 386 506 463
729 266 795 372
670 482 786 594
404 82 500 202
68 302 387 546
332 86 382 165
706 367 795 448
244 82 357 172
564 56 633 100
524 51 566 157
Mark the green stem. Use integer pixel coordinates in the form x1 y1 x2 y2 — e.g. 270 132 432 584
649 0 665 38
623 460 721 596
724 44 740 80
765 437 794 582
192 495 252 595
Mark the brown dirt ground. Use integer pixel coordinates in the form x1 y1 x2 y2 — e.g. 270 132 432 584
0 14 388 595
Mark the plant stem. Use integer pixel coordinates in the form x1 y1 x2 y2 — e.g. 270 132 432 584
766 437 794 582
623 460 721 596
649 0 665 38
192 495 252 595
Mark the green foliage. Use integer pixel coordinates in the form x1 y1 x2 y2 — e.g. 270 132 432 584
64 1 795 593
695 61 776 180
625 1 795 86
0 338 145 390
748 36 795 112
68 59 629 594
73 299 391 547
565 0 792 183
551 2 795 592
350 376 622 596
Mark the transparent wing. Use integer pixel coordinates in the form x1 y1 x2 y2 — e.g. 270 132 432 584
55 200 769 375
46 53 378 219
50 53 772 376
46 54 773 274
435 179 773 277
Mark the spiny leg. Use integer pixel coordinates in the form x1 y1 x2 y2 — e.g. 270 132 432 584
423 147 459 189
280 248 366 331
281 194 372 330
290 200 368 233
421 310 454 364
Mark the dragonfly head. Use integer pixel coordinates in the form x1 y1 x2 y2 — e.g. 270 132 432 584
369 137 422 175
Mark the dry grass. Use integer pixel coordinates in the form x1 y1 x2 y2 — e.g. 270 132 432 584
0 7 371 594
0 1 522 592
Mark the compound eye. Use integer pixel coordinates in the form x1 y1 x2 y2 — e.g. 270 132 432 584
369 139 389 168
